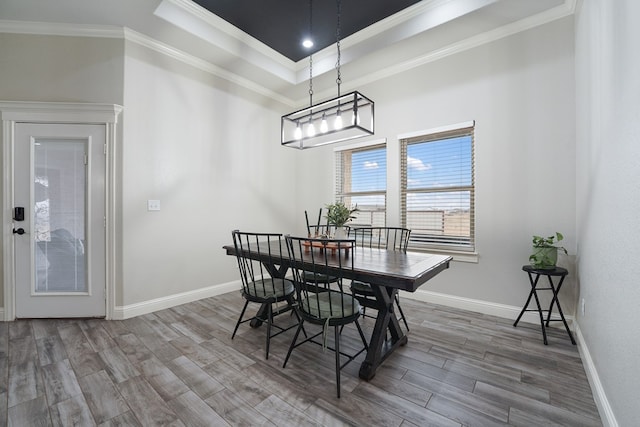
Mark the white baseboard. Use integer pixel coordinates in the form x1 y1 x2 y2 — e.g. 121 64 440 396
0 284 574 328
113 285 573 326
0 283 241 321
575 324 618 427
404 289 575 328
112 281 240 320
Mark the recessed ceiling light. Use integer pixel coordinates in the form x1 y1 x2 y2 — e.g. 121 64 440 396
302 39 313 48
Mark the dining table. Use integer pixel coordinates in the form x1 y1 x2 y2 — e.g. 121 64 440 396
223 238 452 380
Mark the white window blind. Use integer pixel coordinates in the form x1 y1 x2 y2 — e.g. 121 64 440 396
335 144 386 227
400 124 475 252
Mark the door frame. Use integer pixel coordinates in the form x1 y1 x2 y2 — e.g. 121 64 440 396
1 101 122 320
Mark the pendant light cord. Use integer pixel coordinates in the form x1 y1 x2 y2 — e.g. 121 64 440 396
335 0 342 97
309 56 313 106
308 0 314 106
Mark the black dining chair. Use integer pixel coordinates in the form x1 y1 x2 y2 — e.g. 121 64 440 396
230 230 301 359
307 224 339 238
304 210 340 290
305 208 339 238
283 235 368 398
348 227 412 331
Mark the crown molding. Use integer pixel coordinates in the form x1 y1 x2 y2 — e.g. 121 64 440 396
0 19 123 38
154 0 297 84
123 29 296 107
344 0 468 48
305 0 448 66
295 0 499 83
157 0 294 69
0 19 296 106
309 0 577 102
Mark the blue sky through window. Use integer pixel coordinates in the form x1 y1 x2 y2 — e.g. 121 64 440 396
348 147 386 209
405 135 473 212
407 136 472 189
351 148 386 192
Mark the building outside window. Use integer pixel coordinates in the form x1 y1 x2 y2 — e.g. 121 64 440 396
335 143 386 227
400 122 475 252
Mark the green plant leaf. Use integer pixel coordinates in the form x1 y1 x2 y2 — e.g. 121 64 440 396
530 231 567 265
324 202 359 227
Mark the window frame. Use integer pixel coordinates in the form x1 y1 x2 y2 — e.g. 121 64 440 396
399 121 476 256
334 139 387 228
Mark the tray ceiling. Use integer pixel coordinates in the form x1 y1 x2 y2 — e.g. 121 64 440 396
0 0 573 104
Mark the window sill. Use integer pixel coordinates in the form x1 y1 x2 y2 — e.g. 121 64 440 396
408 248 478 263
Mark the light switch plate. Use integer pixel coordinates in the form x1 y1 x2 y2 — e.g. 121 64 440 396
147 200 161 211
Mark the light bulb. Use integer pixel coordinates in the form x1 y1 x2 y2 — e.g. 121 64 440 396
306 121 316 137
320 115 328 133
294 122 302 140
350 105 361 126
302 39 313 48
334 111 343 130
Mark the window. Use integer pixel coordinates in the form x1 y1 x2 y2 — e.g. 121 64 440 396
335 143 386 227
400 122 475 252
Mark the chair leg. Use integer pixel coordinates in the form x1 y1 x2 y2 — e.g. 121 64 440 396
283 320 305 368
290 305 308 339
334 325 341 398
265 303 272 360
287 294 297 318
232 299 250 339
395 294 410 331
354 319 369 351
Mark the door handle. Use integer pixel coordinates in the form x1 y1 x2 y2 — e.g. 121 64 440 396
12 228 25 235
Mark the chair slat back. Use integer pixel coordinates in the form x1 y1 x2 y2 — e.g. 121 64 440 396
285 236 357 320
307 224 339 238
305 209 339 237
349 227 411 252
232 230 287 300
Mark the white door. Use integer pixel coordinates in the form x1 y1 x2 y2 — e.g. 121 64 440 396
14 123 106 318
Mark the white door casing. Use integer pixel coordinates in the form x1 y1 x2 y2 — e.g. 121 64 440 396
1 102 122 320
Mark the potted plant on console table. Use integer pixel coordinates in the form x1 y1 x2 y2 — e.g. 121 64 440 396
325 202 358 239
529 232 567 269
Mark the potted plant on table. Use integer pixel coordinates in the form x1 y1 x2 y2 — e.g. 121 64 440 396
325 202 358 239
529 232 567 269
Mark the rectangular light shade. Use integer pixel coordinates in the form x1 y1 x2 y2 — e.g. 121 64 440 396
281 91 374 149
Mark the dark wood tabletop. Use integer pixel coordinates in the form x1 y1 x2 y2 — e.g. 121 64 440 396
223 240 451 292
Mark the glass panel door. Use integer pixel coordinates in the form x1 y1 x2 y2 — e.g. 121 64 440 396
14 122 106 318
34 140 87 293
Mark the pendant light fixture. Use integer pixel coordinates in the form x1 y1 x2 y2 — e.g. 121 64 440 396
281 0 374 149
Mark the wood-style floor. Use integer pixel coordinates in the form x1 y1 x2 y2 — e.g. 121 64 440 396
0 292 602 426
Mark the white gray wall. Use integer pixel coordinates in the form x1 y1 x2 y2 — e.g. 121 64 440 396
298 17 577 315
119 41 299 307
575 0 640 425
0 34 124 104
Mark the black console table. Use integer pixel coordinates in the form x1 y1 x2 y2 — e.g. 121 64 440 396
513 265 576 345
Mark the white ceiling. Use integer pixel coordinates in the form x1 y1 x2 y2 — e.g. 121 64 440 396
0 0 574 106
